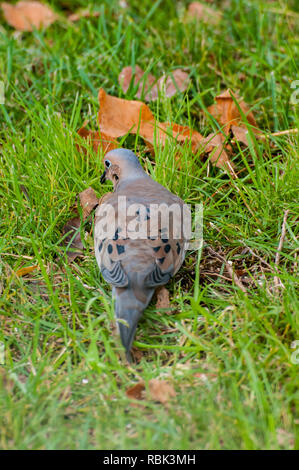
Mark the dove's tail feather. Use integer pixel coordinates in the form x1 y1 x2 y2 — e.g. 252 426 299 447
117 308 141 362
113 285 155 361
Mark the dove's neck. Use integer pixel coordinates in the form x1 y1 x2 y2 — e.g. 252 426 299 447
115 169 150 191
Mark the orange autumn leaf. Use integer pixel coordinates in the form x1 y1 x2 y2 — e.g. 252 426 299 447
157 122 202 150
197 132 236 177
208 89 257 134
77 124 118 155
1 1 57 31
126 382 145 400
98 88 154 138
98 88 202 149
16 265 39 277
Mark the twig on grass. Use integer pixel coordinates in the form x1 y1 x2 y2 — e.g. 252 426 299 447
207 246 247 293
274 209 289 293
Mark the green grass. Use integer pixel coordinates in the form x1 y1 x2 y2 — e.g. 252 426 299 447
0 0 298 450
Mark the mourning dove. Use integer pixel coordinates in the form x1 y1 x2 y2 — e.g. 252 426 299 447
94 148 189 361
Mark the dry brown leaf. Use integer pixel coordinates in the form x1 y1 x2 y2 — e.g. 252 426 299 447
118 67 190 101
148 379 176 405
15 265 39 277
126 379 176 406
79 187 99 221
156 286 170 311
98 88 154 138
98 88 202 150
199 132 236 177
157 121 202 150
188 2 222 25
118 65 157 100
156 69 190 99
1 1 57 31
61 216 84 262
231 125 251 146
68 9 100 22
126 382 145 400
208 89 257 134
77 124 118 155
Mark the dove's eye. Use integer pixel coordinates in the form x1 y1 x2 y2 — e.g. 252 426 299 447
105 160 111 168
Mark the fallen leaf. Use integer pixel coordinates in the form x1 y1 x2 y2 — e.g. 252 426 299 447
126 379 176 406
231 125 251 146
1 1 57 31
15 265 39 277
79 187 99 220
61 216 84 262
118 66 190 101
198 132 236 177
77 123 118 155
157 121 202 150
118 65 156 100
126 382 145 400
98 88 202 149
187 2 222 25
156 286 170 311
98 88 154 138
156 69 190 99
148 379 176 405
208 89 257 134
68 9 100 22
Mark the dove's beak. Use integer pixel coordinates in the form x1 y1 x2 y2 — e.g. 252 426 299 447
100 170 106 184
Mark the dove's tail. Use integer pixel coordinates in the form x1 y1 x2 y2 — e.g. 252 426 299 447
113 286 154 361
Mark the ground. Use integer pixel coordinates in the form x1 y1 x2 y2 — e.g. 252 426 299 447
0 0 298 450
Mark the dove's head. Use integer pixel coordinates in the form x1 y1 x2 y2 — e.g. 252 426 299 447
100 148 145 187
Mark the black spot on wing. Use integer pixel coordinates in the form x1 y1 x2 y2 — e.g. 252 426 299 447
108 244 113 254
98 242 103 253
158 257 165 264
116 244 125 255
153 246 160 252
176 242 181 255
164 244 171 253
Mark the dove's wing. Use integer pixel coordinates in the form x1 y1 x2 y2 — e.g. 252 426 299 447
94 180 188 289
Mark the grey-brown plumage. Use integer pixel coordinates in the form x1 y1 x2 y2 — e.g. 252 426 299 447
94 148 188 361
